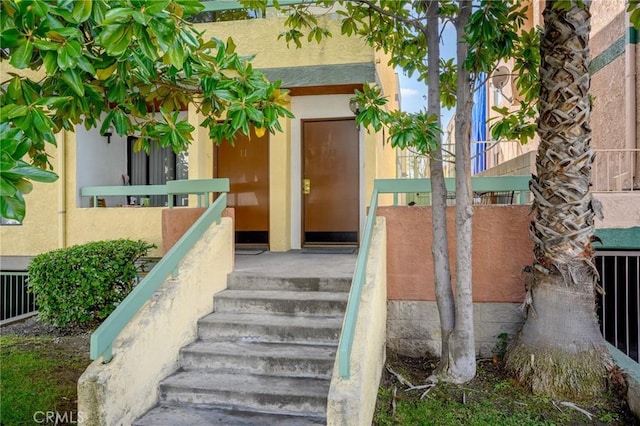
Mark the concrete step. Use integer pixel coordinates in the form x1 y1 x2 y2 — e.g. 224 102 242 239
197 312 343 343
227 273 352 293
159 371 329 417
214 289 348 316
180 340 337 379
134 403 325 425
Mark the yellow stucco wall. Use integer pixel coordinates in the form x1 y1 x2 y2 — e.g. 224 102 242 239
195 17 374 69
0 134 62 256
327 217 387 425
269 114 292 251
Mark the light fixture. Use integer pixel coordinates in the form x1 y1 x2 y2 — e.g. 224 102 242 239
102 125 114 144
349 98 361 115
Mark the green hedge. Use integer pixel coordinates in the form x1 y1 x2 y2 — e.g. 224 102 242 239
28 239 155 328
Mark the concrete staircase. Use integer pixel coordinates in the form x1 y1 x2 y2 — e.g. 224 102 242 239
135 271 351 425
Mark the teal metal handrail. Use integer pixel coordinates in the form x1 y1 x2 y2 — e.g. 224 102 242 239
81 185 167 208
337 176 530 378
375 175 531 206
90 179 230 362
337 188 378 378
81 179 230 208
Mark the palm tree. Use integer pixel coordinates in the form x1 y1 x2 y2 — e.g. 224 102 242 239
505 0 612 398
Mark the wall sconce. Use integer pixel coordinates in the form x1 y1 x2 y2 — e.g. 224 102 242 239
102 125 114 144
349 99 361 115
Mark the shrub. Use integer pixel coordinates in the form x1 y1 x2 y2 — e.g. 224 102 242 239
28 239 155 328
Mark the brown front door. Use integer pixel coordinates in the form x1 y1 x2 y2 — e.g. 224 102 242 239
216 130 269 245
303 119 359 245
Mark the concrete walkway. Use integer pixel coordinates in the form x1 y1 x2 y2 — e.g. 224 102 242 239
234 249 357 279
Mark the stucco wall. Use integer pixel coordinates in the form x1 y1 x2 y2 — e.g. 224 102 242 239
65 207 164 257
78 217 233 425
387 300 524 358
590 0 625 57
589 0 639 191
0 133 63 257
161 207 235 254
327 217 387 426
594 193 640 229
380 205 531 358
196 17 374 69
379 205 533 302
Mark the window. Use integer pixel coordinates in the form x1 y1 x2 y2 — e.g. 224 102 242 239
127 137 188 206
0 217 21 226
189 6 263 23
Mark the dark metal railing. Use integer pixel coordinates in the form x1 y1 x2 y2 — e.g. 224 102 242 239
1 271 36 325
597 250 640 363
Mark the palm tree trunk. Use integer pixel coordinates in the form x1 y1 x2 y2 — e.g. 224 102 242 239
506 0 612 398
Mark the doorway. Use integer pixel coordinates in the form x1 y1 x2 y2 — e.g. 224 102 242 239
302 119 359 246
215 131 269 246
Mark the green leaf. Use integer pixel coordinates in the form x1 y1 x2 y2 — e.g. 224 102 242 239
15 178 34 194
98 25 133 57
135 27 159 60
165 39 185 70
1 192 26 223
145 1 172 15
10 39 34 69
2 163 59 183
33 39 61 51
0 28 23 49
0 176 17 197
0 105 29 121
102 7 134 25
72 0 92 23
61 68 85 96
42 51 59 74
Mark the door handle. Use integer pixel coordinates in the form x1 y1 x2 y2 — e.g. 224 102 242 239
303 179 311 195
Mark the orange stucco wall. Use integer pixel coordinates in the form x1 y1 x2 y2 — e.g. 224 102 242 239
379 205 533 303
162 207 235 255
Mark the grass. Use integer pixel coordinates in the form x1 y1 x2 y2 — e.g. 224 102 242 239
0 334 91 425
374 351 638 426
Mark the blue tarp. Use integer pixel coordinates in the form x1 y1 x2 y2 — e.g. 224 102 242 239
471 73 487 175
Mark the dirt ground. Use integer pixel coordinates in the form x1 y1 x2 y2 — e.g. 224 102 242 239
0 316 91 354
377 350 639 426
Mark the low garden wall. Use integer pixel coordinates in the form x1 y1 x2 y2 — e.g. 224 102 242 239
378 205 533 357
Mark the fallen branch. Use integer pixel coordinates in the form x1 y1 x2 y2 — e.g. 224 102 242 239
559 402 593 420
387 366 414 388
392 386 397 415
420 385 436 400
405 384 436 392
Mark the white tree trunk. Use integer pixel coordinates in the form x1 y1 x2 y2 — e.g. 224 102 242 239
426 0 455 375
441 1 476 383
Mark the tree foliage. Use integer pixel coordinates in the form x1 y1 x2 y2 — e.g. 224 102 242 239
0 0 293 222
241 0 530 154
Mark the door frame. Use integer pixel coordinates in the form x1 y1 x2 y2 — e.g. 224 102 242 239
288 95 366 250
300 117 361 247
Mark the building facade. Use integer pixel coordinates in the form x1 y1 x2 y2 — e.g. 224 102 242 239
0 3 401 269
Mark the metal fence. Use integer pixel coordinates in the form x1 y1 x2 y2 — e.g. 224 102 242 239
1 271 36 325
596 250 640 363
